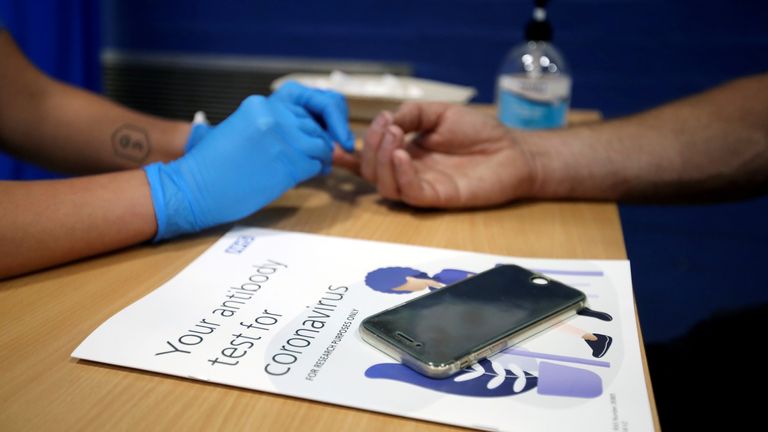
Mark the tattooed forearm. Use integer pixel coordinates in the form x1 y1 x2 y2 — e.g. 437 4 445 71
112 124 151 164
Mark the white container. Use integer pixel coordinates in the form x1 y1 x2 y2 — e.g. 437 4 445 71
272 71 476 121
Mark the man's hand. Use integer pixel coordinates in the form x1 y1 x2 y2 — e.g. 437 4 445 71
360 102 537 208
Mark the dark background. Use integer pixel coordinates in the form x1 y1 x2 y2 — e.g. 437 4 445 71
2 0 768 428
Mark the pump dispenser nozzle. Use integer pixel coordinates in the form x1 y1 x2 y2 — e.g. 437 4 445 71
525 0 552 42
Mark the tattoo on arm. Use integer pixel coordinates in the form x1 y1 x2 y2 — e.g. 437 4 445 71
112 124 151 164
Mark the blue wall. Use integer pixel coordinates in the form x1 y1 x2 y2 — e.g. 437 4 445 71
103 0 768 117
0 0 101 179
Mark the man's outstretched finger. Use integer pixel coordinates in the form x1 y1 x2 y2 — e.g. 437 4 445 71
361 111 392 183
375 125 405 200
333 146 360 173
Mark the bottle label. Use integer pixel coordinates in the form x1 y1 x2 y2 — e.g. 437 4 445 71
498 75 571 102
497 75 571 129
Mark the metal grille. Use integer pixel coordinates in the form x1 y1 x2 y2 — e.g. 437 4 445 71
102 50 411 124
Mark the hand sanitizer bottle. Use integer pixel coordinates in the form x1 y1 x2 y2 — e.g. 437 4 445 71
496 0 571 129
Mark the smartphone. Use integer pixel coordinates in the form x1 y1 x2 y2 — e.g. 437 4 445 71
359 264 587 378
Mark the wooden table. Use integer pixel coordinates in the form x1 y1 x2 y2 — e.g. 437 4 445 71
0 109 658 431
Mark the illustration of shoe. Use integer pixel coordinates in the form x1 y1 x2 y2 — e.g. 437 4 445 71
585 334 612 358
577 307 613 321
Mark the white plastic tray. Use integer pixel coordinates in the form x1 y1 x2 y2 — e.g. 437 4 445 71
272 71 476 120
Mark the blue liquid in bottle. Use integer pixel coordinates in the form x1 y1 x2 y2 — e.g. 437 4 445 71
496 1 571 129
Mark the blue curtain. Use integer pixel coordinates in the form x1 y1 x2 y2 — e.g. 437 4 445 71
0 0 101 179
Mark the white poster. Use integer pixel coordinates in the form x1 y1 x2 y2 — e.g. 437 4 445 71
73 227 653 431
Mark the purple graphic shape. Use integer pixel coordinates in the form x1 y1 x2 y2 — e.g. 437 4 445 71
432 269 475 285
537 361 603 398
532 268 604 277
503 348 611 368
365 267 429 294
365 359 538 397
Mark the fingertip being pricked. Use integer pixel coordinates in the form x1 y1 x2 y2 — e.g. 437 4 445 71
371 111 391 131
375 128 400 200
386 124 404 148
362 112 394 182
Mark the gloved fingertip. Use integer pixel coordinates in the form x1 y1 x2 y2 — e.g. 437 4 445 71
326 120 353 151
185 123 213 153
341 131 356 152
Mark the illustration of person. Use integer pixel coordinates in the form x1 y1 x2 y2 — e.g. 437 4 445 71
364 266 613 358
364 266 472 293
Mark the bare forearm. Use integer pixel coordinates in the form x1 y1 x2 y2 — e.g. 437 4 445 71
28 82 191 173
0 171 156 278
520 73 768 200
0 32 190 174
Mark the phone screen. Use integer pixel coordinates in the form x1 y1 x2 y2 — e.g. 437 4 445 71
362 265 586 368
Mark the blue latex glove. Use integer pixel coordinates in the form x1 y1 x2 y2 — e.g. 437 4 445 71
271 81 355 152
144 94 336 241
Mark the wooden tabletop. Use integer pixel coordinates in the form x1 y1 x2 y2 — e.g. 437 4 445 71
0 109 658 431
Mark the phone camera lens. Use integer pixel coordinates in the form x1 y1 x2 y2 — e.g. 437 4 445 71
531 276 549 285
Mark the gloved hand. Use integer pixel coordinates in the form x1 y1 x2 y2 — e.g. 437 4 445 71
271 80 356 152
185 82 355 154
144 92 340 241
